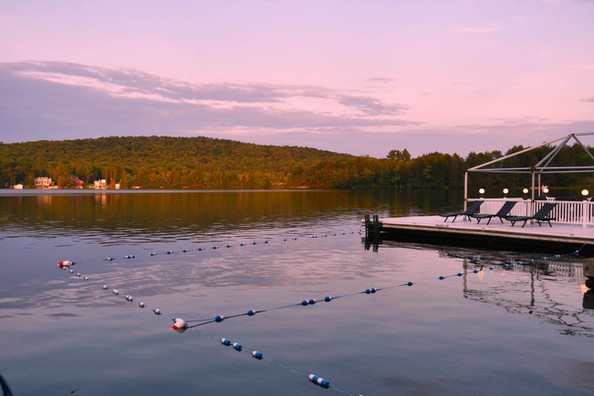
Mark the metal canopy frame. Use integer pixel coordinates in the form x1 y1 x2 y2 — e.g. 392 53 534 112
464 133 594 204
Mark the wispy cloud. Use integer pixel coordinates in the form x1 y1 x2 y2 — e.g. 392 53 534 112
581 96 594 103
0 61 415 148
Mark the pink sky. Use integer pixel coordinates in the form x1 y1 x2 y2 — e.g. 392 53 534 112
1 0 594 157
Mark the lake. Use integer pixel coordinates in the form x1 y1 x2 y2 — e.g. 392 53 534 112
0 190 593 396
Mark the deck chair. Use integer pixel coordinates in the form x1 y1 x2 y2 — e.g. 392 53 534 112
439 200 483 222
469 201 517 225
504 202 557 228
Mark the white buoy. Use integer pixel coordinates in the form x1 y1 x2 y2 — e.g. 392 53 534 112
112 289 119 295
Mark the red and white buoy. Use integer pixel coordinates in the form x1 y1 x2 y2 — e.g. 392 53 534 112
171 317 188 333
57 260 73 268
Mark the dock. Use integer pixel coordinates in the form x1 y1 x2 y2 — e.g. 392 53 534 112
365 215 594 256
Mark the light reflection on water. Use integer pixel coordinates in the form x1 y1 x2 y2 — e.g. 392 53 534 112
1 191 593 395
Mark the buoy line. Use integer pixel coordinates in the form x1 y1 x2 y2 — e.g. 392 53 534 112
101 229 360 264
53 236 586 394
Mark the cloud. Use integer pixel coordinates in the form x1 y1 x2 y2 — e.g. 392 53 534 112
2 61 593 158
581 96 594 103
0 61 415 147
337 95 408 116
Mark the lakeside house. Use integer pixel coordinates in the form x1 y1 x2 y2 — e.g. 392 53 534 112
94 179 108 189
34 177 54 189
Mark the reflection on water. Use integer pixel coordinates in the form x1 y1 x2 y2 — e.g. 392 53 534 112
376 239 594 337
0 189 459 244
1 191 594 395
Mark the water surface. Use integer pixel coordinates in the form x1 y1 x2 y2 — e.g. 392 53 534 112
0 190 592 395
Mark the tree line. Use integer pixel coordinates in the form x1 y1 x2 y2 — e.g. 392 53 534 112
0 136 592 190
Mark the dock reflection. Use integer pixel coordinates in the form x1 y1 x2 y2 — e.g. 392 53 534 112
364 238 594 336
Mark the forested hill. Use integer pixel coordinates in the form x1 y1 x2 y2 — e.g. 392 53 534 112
1 136 592 190
0 136 360 189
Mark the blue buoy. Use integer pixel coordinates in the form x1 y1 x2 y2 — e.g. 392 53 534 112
489 266 494 270
365 288 376 294
220 338 231 346
473 269 479 273
308 298 316 305
264 240 269 244
150 252 157 256
183 249 189 253
301 300 309 306
457 272 463 277
407 281 414 286
247 309 256 316
212 246 217 250
251 351 263 360
252 241 257 245
215 315 225 323
232 342 242 351
226 245 231 248
240 243 245 246
308 374 330 389
439 275 445 280
324 296 332 302
166 250 173 255
198 248 203 251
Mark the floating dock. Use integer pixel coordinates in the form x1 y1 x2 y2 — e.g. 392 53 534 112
365 215 594 256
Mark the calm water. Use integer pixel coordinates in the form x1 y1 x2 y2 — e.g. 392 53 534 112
0 190 592 396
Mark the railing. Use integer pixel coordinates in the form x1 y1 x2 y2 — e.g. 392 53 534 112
471 198 594 227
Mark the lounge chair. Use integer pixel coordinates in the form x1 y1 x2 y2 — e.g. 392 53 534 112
469 201 517 225
504 202 557 227
439 200 483 222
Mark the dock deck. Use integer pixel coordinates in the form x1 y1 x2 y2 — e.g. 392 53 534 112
369 215 594 255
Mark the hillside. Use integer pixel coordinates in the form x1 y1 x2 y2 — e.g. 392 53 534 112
2 135 592 190
0 136 358 189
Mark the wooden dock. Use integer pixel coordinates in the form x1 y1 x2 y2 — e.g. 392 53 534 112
365 215 594 256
